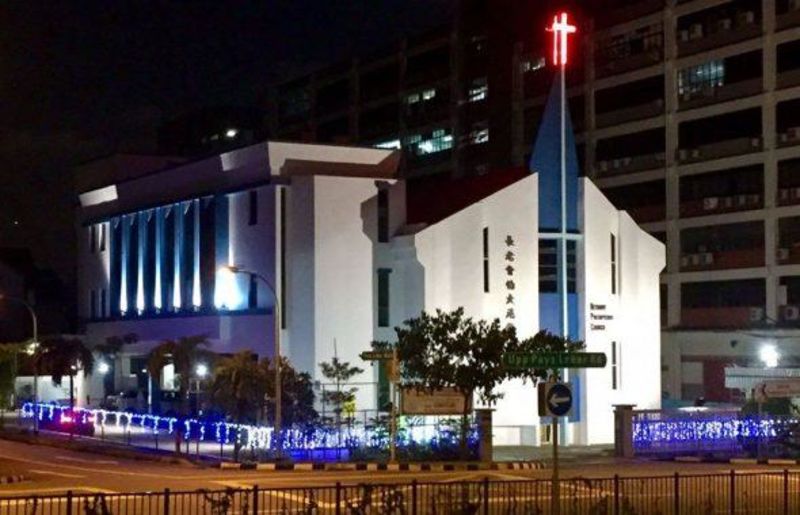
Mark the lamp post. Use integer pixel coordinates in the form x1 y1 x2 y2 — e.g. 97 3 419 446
221 265 282 451
194 363 208 416
0 294 39 433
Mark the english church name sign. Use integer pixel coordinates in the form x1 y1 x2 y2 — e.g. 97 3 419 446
589 302 613 331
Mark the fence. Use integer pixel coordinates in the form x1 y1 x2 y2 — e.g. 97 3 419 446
11 404 479 463
1 471 799 514
631 408 800 457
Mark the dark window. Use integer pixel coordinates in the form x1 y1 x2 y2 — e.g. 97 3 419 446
90 289 96 319
378 268 391 327
280 188 287 329
249 274 258 309
539 240 577 293
612 341 619 390
482 227 490 293
611 234 617 294
378 189 389 242
99 224 106 252
90 225 97 253
248 190 258 226
129 356 147 375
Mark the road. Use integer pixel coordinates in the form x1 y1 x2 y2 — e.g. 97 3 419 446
0 438 796 496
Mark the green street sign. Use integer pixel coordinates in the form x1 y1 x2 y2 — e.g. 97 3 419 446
360 351 394 361
503 352 607 370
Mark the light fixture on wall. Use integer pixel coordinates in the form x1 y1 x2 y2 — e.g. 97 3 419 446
760 344 779 368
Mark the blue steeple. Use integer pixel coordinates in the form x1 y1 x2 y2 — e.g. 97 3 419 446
528 73 580 233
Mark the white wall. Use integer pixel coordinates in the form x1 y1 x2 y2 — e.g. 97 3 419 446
579 179 664 445
391 175 540 430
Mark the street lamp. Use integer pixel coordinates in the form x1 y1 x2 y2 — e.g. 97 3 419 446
220 265 282 449
0 294 39 433
98 361 111 375
760 344 779 368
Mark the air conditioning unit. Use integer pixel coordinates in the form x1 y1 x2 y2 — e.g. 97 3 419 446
737 195 749 206
780 188 790 201
793 187 800 199
751 137 761 148
717 18 732 31
784 305 800 321
680 255 690 268
778 248 790 261
791 0 800 11
691 149 701 159
690 254 702 266
750 307 765 322
723 196 735 208
780 132 789 144
737 11 755 25
678 149 688 161
703 197 720 210
701 252 714 265
689 23 704 40
622 157 632 167
612 159 621 169
680 29 690 42
748 194 760 204
599 160 609 172
790 127 800 140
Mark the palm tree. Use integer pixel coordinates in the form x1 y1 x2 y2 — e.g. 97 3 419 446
146 335 212 415
35 337 94 408
93 333 138 400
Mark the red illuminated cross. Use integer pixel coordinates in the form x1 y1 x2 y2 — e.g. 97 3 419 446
547 12 577 67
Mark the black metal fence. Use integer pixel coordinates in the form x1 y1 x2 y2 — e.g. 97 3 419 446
1 471 799 514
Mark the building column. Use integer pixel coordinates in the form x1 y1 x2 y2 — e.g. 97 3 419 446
763 0 779 322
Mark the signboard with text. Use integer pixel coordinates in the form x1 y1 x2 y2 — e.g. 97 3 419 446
401 387 470 415
503 352 607 370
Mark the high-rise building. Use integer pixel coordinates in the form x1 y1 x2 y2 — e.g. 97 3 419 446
269 0 800 405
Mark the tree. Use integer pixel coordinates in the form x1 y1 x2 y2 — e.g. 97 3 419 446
263 357 317 427
0 343 24 423
383 308 518 457
319 357 363 431
209 351 263 425
146 335 212 415
35 337 95 408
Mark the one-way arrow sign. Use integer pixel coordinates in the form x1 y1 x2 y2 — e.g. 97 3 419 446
538 382 573 417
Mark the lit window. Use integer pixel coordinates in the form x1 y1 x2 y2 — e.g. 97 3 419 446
409 129 453 156
522 57 546 73
467 125 489 145
374 139 401 150
225 128 239 138
422 89 436 101
468 77 488 102
678 60 725 96
405 93 420 105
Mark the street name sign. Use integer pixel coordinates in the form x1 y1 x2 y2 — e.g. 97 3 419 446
359 351 394 361
503 352 607 370
538 382 573 417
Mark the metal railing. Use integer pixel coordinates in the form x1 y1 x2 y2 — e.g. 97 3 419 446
1 471 799 514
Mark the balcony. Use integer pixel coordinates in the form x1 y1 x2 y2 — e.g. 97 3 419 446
676 136 762 164
680 248 764 271
596 99 664 128
678 78 762 111
681 306 763 328
594 152 666 176
597 0 664 28
596 48 663 79
677 17 761 57
777 244 800 264
627 204 666 224
680 194 762 217
777 5 800 31
777 68 800 90
778 186 800 206
778 127 800 148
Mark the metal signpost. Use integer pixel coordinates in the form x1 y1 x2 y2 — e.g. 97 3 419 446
505 351 606 515
360 349 399 463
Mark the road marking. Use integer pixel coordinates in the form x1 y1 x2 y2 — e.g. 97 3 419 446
29 469 86 479
55 455 118 465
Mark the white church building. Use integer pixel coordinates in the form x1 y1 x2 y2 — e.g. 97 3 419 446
73 69 664 446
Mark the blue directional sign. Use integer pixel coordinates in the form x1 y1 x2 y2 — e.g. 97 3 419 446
538 382 573 417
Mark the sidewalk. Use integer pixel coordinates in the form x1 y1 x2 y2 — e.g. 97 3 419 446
495 444 615 464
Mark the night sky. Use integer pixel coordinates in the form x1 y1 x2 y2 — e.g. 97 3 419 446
0 1 456 280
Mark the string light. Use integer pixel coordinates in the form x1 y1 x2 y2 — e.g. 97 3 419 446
22 402 479 452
